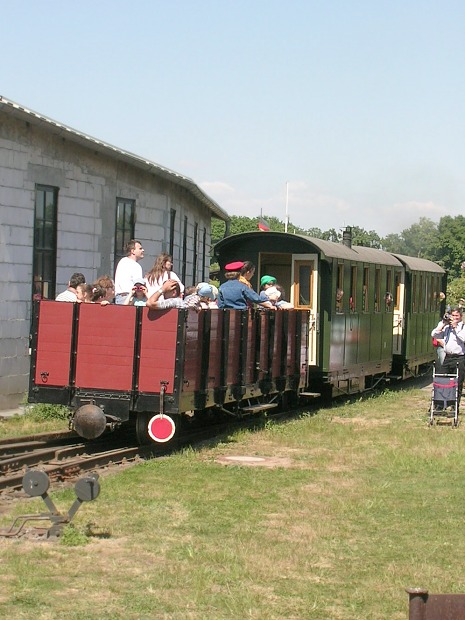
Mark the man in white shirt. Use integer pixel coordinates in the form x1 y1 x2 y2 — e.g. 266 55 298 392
431 307 465 399
114 240 145 305
55 273 86 302
146 279 187 310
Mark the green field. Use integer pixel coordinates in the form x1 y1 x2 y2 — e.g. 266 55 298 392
1 385 464 619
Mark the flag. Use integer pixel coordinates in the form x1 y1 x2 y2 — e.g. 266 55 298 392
258 217 270 232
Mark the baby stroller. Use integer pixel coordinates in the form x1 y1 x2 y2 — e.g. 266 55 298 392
430 363 460 427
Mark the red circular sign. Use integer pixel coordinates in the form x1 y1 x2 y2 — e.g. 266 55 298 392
147 414 176 443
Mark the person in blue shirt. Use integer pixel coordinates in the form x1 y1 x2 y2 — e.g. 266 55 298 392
218 261 275 310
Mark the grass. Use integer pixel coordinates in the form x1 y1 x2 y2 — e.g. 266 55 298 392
1 385 464 618
0 403 69 438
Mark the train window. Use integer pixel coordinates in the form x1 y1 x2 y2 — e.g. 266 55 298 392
412 274 417 313
394 271 401 310
336 263 344 313
374 268 381 312
350 266 357 312
33 184 58 300
295 262 313 307
114 198 135 267
419 274 424 312
385 270 393 312
362 267 369 312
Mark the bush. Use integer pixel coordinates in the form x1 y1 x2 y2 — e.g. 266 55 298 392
28 403 69 421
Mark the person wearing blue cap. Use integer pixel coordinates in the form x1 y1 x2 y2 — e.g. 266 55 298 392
218 262 275 310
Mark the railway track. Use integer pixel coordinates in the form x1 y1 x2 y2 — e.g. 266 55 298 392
0 430 141 494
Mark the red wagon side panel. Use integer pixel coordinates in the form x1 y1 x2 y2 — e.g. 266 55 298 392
138 309 179 394
75 305 136 391
225 311 242 385
207 310 224 391
34 301 74 387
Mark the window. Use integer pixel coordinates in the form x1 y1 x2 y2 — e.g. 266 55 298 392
374 268 381 312
362 267 369 312
385 269 393 312
412 274 417 313
114 198 135 266
201 226 207 282
394 271 401 310
336 263 344 313
33 185 58 300
169 208 176 258
192 222 198 285
350 266 357 312
295 261 313 307
419 274 424 312
182 216 188 285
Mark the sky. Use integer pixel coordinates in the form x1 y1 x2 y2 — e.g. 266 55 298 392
2 0 465 237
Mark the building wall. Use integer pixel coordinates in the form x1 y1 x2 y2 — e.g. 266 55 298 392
0 113 213 409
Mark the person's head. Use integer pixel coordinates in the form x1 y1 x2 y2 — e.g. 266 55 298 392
77 283 92 302
126 240 144 261
449 307 463 325
133 279 147 297
90 285 106 303
260 275 277 289
152 252 171 271
224 261 244 281
265 286 281 302
264 286 281 302
184 285 197 297
93 275 115 302
69 273 86 289
163 280 181 299
197 284 216 301
240 261 255 281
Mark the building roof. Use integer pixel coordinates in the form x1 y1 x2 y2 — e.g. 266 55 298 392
0 95 229 222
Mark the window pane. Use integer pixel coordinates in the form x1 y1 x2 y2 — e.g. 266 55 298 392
44 222 54 248
299 265 311 305
36 191 45 220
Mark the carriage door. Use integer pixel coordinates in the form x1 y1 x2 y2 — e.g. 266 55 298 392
291 255 318 366
393 269 405 355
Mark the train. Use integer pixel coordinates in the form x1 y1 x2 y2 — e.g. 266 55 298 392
28 228 446 445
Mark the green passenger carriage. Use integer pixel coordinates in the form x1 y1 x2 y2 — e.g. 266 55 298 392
214 229 447 398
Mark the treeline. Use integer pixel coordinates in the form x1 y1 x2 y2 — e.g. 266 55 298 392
212 214 465 301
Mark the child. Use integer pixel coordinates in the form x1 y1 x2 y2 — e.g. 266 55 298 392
124 279 148 306
77 283 93 303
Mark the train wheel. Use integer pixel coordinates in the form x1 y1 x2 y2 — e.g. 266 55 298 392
135 412 152 445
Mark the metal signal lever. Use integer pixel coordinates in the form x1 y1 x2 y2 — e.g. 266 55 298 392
0 469 100 539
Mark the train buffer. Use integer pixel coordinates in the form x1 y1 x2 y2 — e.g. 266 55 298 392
0 469 100 540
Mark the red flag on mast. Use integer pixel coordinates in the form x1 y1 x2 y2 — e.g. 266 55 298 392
258 217 270 232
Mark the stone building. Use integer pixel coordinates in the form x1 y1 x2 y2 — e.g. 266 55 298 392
0 95 229 410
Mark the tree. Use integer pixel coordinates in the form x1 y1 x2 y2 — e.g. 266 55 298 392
381 218 438 257
350 226 382 248
431 215 465 279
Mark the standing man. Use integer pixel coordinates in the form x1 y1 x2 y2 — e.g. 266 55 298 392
114 240 145 305
55 272 86 302
431 307 465 402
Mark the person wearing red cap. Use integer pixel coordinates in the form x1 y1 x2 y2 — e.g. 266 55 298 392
218 262 274 310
